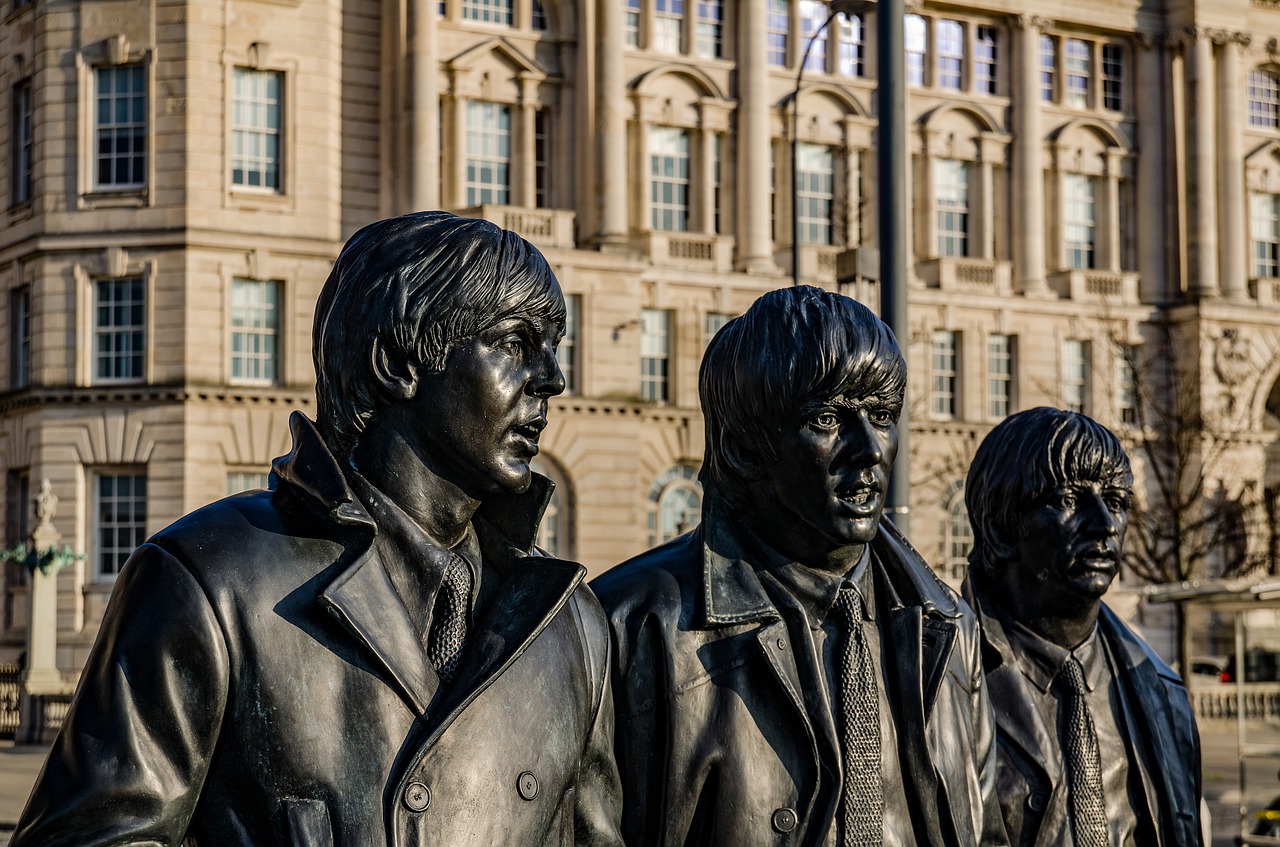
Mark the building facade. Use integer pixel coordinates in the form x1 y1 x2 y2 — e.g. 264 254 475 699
2 0 1280 682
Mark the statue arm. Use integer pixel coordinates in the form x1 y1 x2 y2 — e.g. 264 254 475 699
11 543 230 847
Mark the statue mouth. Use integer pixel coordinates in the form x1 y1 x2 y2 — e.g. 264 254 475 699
512 417 547 443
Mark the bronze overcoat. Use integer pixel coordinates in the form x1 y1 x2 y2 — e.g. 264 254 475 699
12 413 623 847
963 573 1204 847
591 502 1007 847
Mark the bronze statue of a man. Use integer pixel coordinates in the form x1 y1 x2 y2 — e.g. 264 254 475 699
592 286 1007 847
13 212 623 846
962 407 1203 847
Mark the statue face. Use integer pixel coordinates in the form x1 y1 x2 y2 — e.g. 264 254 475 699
405 290 566 498
748 387 899 567
1006 478 1131 615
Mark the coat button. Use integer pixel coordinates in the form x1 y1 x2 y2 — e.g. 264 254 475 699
403 782 431 812
771 807 798 833
517 771 539 800
776 638 786 650
1027 791 1047 812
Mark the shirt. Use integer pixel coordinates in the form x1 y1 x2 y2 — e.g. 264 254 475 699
1004 618 1151 847
743 527 912 847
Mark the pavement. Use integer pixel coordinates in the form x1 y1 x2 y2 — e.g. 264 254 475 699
0 723 1253 844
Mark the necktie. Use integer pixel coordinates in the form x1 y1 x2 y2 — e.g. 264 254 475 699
1058 656 1109 847
427 554 472 683
834 586 883 846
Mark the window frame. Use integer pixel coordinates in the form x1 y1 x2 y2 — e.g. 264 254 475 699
1063 172 1098 270
796 142 836 246
640 308 671 403
987 333 1014 420
557 293 580 395
465 100 513 206
92 277 147 385
1252 191 1280 279
1101 43 1124 112
766 0 790 67
648 125 692 233
461 0 513 26
230 67 284 194
1249 69 1280 130
1064 38 1091 109
694 0 725 59
930 329 959 420
934 158 971 258
92 468 148 581
935 19 965 91
974 25 997 95
1062 338 1090 414
229 278 282 386
9 286 30 391
11 79 33 206
905 14 927 86
92 64 148 192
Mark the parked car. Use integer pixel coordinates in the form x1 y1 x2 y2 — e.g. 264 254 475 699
1190 656 1229 682
1221 649 1280 683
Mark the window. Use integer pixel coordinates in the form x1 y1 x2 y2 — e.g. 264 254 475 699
230 279 280 384
1102 44 1123 111
931 330 958 419
801 1 828 72
934 159 970 257
1116 345 1138 426
838 14 865 77
711 133 724 233
905 15 927 86
640 308 670 403
1064 173 1098 270
767 0 789 67
227 471 269 495
695 0 724 58
796 143 835 245
987 334 1013 419
95 471 146 579
534 108 550 208
649 126 690 232
1064 38 1090 108
531 0 548 30
465 101 511 206
936 19 964 90
1039 35 1055 102
705 311 730 345
94 278 145 383
1253 192 1280 278
94 65 146 189
231 68 283 191
1063 339 1089 414
654 0 683 54
462 0 511 25
1250 70 1280 129
558 294 579 394
974 26 997 94
9 287 30 390
4 470 30 550
625 0 640 46
12 80 32 205
648 465 701 547
943 488 972 582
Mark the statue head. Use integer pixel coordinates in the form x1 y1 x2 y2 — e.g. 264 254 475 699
312 211 566 495
966 407 1134 625
700 285 905 568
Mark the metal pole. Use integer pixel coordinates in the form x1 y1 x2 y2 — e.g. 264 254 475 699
877 0 910 536
791 7 843 286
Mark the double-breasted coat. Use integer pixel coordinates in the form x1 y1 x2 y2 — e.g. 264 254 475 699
591 502 1007 847
963 573 1204 847
12 413 623 847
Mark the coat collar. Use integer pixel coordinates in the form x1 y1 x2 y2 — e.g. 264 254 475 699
699 497 961 627
271 412 579 716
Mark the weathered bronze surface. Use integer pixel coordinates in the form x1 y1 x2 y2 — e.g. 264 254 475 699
592 285 1007 846
12 212 623 847
962 407 1203 847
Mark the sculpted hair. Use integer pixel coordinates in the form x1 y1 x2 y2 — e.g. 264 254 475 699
965 407 1132 577
313 211 563 456
699 285 905 503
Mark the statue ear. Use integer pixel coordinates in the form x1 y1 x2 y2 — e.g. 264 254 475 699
984 521 1018 563
370 338 418 401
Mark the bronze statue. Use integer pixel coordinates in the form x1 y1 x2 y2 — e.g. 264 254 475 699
592 286 1007 847
13 212 623 846
961 407 1203 847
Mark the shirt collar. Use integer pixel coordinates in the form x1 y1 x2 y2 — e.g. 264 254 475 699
1005 617 1107 693
741 522 874 629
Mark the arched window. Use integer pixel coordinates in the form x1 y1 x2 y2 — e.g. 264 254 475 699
942 482 972 582
648 465 702 547
531 456 572 559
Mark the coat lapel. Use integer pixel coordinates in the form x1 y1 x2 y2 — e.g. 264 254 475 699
318 546 439 715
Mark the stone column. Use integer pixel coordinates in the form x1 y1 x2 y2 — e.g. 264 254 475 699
519 75 538 207
410 0 439 211
977 134 999 260
844 146 860 247
448 85 467 208
1134 32 1168 302
1189 28 1220 297
1012 15 1050 295
1104 148 1124 272
699 123 715 233
736 0 776 271
1218 32 1249 300
19 480 65 743
596 0 628 247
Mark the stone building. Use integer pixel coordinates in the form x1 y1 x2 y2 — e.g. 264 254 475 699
1 0 1279 685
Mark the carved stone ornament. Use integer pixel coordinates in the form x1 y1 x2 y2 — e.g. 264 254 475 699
1214 330 1253 388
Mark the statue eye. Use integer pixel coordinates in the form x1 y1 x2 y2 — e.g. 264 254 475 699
811 412 840 430
867 407 894 427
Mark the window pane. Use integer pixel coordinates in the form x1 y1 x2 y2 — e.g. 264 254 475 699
767 0 789 66
931 330 958 419
906 15 926 86
654 0 684 54
837 14 865 77
1063 339 1088 413
557 294 579 394
640 309 670 402
466 101 511 206
1253 192 1280 278
974 26 997 95
1249 70 1280 129
95 66 147 189
96 471 147 577
800 1 828 72
649 126 690 232
1065 38 1090 108
1102 44 1123 111
231 68 283 191
230 279 281 384
936 19 963 90
1039 35 1055 102
94 279 146 382
1064 173 1098 270
462 0 512 25
934 159 970 257
987 334 1013 419
695 0 724 58
12 80 33 204
797 143 835 245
